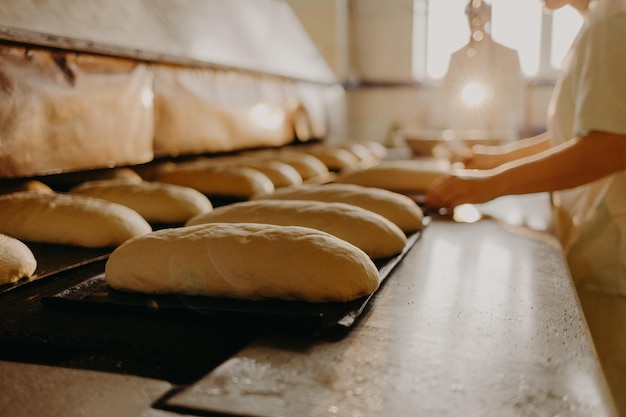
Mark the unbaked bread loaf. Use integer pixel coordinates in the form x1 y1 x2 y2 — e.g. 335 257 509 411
336 160 450 194
44 168 143 191
242 149 330 181
0 192 152 247
70 179 213 223
199 156 303 188
297 144 360 171
186 199 407 259
0 180 53 196
154 164 275 198
105 223 380 302
0 234 37 285
253 183 424 232
230 159 303 188
336 142 380 168
361 140 388 159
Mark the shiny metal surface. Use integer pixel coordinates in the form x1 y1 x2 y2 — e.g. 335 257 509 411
167 211 617 416
0 360 172 417
0 195 617 416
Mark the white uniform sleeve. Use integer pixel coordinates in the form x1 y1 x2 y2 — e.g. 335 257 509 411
573 13 626 136
574 13 626 136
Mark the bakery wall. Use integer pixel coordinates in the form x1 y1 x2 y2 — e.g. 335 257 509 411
0 0 556 179
287 0 554 144
286 0 426 144
0 0 344 178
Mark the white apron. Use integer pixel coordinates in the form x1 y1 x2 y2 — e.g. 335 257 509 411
548 0 626 295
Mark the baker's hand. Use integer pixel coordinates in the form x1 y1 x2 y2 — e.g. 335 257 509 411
424 173 494 212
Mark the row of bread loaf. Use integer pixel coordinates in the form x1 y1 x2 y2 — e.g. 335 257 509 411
1 140 388 199
0 181 420 296
0 150 452 302
106 180 425 302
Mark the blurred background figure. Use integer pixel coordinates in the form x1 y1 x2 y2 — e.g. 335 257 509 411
442 0 523 142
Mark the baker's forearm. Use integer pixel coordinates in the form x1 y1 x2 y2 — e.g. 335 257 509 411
425 132 626 210
487 133 626 197
467 133 551 168
497 132 551 160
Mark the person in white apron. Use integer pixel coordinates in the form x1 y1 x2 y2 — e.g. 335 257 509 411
425 0 626 413
442 0 523 141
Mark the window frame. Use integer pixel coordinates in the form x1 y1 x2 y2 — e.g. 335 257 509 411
412 0 577 83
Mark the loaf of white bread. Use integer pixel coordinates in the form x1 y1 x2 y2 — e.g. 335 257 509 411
253 183 424 232
336 160 451 194
336 142 380 168
186 199 407 259
154 163 275 198
105 223 380 302
219 158 303 188
70 179 213 224
241 149 331 182
0 192 151 247
0 180 54 196
0 234 37 285
175 156 303 188
294 144 361 171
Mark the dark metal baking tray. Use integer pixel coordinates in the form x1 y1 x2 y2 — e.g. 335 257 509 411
0 242 111 295
0 221 181 295
42 231 421 330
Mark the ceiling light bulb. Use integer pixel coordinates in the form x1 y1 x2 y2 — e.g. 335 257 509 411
461 82 486 106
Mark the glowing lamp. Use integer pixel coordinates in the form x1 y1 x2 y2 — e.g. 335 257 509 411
461 82 486 106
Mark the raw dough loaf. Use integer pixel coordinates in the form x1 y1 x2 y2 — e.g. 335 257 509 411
361 141 388 159
253 183 424 232
336 160 450 194
336 142 380 168
0 180 53 196
227 159 302 188
297 144 360 171
242 149 330 181
70 179 213 223
44 167 143 190
105 223 380 302
186 200 407 259
199 156 303 188
0 192 152 247
0 234 37 285
155 164 275 198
